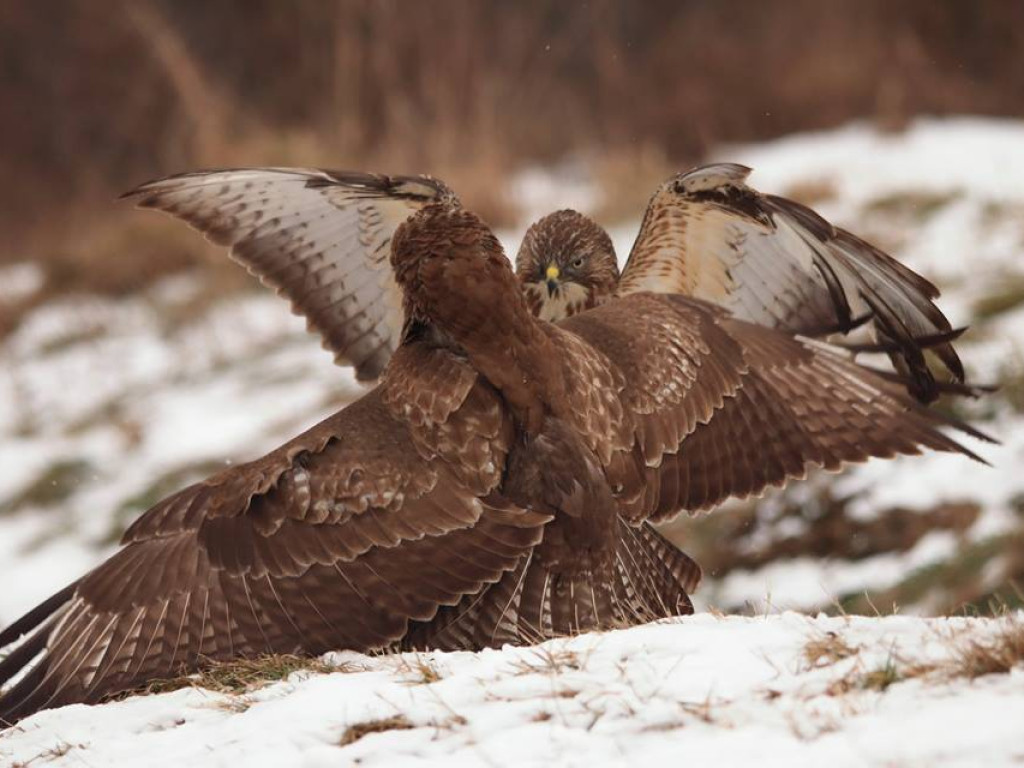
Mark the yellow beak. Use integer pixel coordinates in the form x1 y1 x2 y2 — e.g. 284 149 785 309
545 264 560 281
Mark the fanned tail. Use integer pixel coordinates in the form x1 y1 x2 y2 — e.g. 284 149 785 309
612 522 701 624
403 520 701 651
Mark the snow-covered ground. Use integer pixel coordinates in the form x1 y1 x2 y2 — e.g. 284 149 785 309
3 613 1022 767
2 117 1024 763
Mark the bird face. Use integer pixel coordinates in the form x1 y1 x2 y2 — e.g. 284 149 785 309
515 209 620 322
538 253 592 297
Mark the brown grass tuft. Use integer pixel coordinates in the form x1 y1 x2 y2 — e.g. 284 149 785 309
139 654 341 697
824 615 1024 697
943 616 1024 680
339 715 414 747
858 652 906 692
803 631 858 669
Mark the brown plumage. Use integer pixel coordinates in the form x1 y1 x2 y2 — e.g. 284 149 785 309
124 164 970 403
0 202 989 722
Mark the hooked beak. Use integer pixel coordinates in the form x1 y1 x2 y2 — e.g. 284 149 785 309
545 264 560 296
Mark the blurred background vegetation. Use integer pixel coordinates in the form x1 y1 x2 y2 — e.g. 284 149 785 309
1 0 1023 621
2 0 1024 305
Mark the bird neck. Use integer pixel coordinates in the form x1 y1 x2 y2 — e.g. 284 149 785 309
465 316 566 435
409 301 566 435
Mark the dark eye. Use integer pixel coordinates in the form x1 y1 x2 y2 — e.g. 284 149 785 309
571 256 585 269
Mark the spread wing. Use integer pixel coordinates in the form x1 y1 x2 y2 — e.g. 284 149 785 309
0 386 546 722
617 163 963 402
558 293 989 524
123 169 457 381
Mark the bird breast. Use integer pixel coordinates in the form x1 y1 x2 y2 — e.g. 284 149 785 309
524 280 594 322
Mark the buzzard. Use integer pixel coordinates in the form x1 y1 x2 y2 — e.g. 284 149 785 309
122 164 966 401
0 203 987 722
516 164 965 403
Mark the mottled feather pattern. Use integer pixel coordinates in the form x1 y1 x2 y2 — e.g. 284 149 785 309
382 345 512 494
617 163 964 402
540 325 630 464
560 294 747 469
634 318 985 522
124 169 455 381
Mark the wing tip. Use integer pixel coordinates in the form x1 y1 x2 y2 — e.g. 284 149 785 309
673 162 754 194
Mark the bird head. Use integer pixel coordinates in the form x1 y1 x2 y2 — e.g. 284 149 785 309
391 204 527 345
390 203 565 431
514 209 619 322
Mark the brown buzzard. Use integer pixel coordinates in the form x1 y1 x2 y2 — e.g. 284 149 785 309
123 164 966 401
518 164 965 403
0 204 987 722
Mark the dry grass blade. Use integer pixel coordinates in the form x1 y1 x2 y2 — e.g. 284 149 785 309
392 654 443 685
509 646 584 677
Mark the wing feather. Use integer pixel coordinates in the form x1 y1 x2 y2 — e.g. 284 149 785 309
618 163 963 402
123 168 456 380
0 365 545 722
558 293 988 525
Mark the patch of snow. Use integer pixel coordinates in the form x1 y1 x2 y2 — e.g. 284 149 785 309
719 117 1024 207
0 281 363 624
712 530 960 614
2 614 1021 767
510 159 603 230
0 262 45 304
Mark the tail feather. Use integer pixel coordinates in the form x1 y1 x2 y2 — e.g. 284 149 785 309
614 522 701 622
403 520 701 651
0 619 52 690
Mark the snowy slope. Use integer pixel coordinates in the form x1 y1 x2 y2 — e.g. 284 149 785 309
2 118 1024 765
2 613 1022 767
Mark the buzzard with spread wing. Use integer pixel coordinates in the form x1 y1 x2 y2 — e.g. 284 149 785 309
518 164 966 403
0 204 988 722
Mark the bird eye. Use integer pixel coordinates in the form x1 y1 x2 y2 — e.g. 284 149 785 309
571 256 585 269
